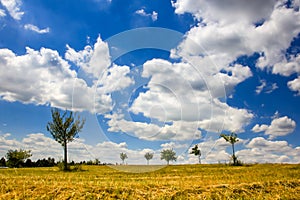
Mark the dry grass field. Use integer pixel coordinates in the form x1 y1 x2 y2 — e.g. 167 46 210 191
1 164 300 199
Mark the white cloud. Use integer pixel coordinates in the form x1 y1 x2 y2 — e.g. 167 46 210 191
151 11 158 21
256 80 267 94
0 36 134 114
129 59 253 134
237 137 300 163
96 64 134 94
0 8 6 17
172 1 300 88
135 9 147 16
172 0 277 25
135 9 158 21
65 36 111 78
0 47 74 104
288 76 300 95
255 7 300 69
0 0 24 20
266 83 278 94
0 47 110 113
105 113 201 141
255 80 278 94
1 133 300 164
272 54 300 76
252 124 269 133
24 24 50 34
252 116 296 139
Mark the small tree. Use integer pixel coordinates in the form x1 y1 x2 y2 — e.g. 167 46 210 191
6 149 32 168
47 108 85 170
220 132 239 165
190 144 201 164
0 157 6 167
160 149 177 165
144 152 154 165
120 152 128 165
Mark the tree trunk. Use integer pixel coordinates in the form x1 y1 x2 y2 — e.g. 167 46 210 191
64 140 68 170
232 143 236 165
198 155 201 164
147 160 149 165
167 160 169 165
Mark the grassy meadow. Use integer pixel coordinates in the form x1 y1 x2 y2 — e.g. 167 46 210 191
1 164 300 199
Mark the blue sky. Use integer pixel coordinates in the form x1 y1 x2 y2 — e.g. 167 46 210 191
0 0 300 165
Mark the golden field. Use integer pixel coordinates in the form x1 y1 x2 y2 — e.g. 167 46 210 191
1 164 300 199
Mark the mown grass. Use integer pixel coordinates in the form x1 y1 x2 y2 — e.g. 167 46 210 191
0 164 300 199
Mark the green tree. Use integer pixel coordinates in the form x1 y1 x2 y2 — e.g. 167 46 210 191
160 149 177 165
190 144 201 164
220 132 239 165
47 108 85 170
6 149 32 168
120 152 128 164
0 157 6 167
144 152 154 165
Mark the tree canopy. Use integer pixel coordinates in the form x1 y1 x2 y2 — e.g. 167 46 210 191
160 149 177 165
190 144 201 164
6 149 32 168
144 152 154 165
120 152 128 164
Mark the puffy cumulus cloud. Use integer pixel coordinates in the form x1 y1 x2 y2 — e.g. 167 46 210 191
0 133 22 155
65 36 111 78
198 99 253 133
172 1 300 85
252 116 296 139
0 36 134 113
172 22 254 68
135 9 158 21
96 64 134 94
272 54 300 76
24 24 50 34
105 113 201 141
255 6 300 69
129 59 253 134
237 137 300 163
172 0 277 25
0 47 74 104
0 47 109 113
0 0 24 20
288 76 300 95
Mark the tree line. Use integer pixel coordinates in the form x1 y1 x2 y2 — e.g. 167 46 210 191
1 109 242 170
0 150 55 168
0 149 114 168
